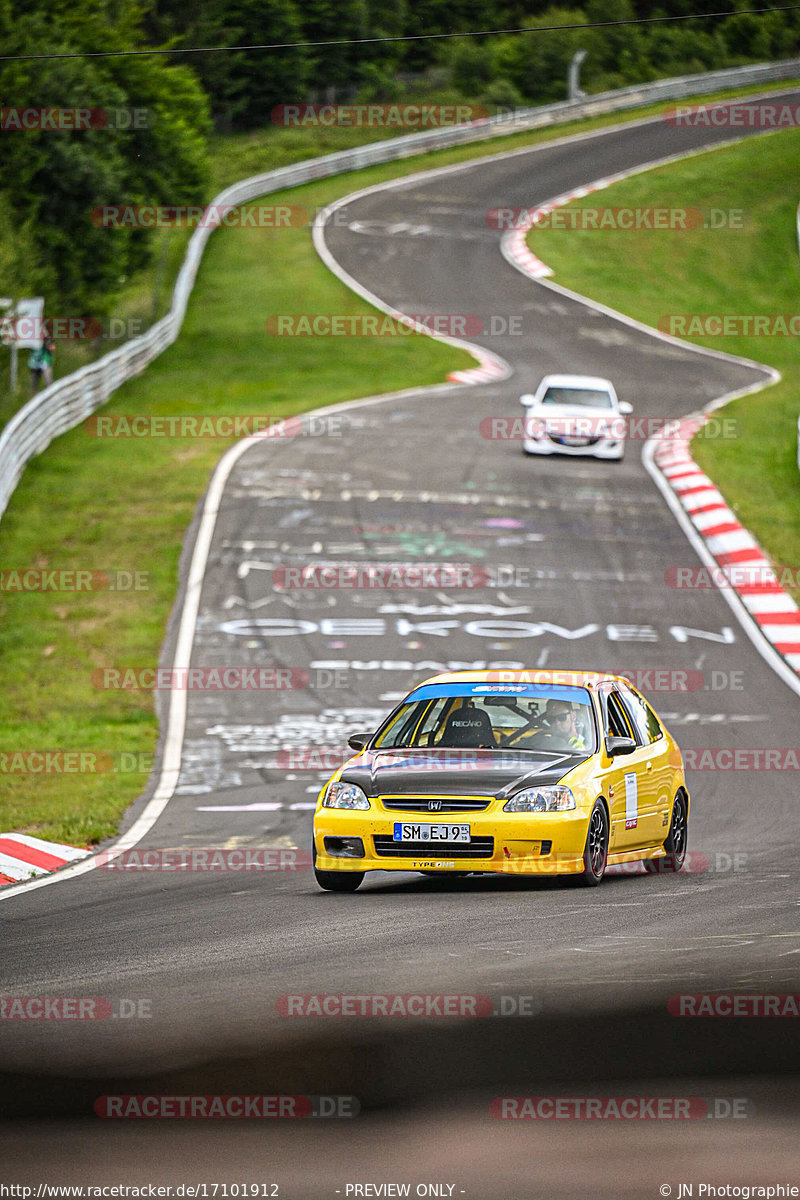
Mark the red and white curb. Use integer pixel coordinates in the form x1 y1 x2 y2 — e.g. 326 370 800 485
503 178 617 279
653 418 800 679
447 351 508 385
0 834 91 886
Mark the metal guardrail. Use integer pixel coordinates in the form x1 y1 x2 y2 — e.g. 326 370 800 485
1 56 799 524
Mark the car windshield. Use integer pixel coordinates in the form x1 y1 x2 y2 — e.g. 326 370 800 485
540 386 613 409
373 685 597 754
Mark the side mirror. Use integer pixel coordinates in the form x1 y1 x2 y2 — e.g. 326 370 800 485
520 393 535 407
347 733 370 752
605 735 637 757
618 401 633 415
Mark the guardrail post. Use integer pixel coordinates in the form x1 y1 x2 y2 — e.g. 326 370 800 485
568 50 588 101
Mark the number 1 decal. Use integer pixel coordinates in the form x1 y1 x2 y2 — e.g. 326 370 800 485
624 771 638 829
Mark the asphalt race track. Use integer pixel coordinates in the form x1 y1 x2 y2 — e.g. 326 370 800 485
2 94 800 1191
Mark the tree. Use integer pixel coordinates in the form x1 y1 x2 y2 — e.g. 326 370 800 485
0 0 210 312
491 8 599 102
187 0 310 126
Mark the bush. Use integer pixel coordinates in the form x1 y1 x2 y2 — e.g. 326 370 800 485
483 77 527 111
449 38 494 97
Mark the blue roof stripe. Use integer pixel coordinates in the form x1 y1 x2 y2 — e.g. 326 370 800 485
406 682 592 705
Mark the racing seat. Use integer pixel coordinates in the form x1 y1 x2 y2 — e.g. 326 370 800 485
437 706 495 748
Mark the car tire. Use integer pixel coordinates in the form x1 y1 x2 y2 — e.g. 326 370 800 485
575 800 609 887
661 791 688 872
314 869 364 892
313 841 364 892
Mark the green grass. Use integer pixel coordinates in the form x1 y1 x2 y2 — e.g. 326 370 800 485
1 83 800 845
527 125 800 603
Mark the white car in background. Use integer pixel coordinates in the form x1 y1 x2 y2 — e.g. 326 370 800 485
520 374 632 461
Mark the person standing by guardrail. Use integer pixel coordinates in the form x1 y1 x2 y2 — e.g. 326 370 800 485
41 336 55 387
28 342 46 395
28 336 54 394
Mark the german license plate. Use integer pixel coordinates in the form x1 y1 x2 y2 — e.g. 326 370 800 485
393 822 470 842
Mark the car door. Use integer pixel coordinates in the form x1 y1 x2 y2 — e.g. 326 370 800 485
597 685 657 854
618 685 672 847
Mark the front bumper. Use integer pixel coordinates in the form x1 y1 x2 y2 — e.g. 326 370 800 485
523 437 624 459
313 806 591 876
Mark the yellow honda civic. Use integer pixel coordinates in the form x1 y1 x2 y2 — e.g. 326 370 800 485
312 670 689 891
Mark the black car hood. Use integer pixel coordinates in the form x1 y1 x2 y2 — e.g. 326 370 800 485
340 747 584 800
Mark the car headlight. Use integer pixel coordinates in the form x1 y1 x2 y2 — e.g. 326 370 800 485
503 785 575 813
322 780 370 810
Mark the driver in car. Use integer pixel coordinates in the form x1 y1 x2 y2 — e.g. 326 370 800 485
529 699 587 752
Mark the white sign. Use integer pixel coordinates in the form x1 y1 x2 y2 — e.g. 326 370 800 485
9 297 45 349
